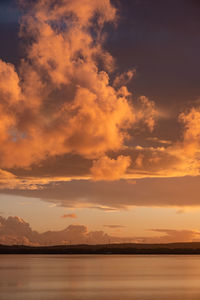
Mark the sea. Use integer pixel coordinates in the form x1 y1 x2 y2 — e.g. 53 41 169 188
1 255 200 299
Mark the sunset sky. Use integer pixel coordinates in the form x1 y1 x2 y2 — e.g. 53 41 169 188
0 0 200 245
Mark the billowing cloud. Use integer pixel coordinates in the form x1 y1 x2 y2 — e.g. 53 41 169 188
109 105 200 179
133 106 200 178
91 155 131 181
0 0 159 184
113 69 136 88
0 60 21 104
171 107 200 176
0 215 133 246
0 0 199 193
136 96 157 132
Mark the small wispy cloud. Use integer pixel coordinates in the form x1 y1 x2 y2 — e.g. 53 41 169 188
61 213 77 219
103 225 126 229
48 204 57 208
89 206 118 212
146 137 172 145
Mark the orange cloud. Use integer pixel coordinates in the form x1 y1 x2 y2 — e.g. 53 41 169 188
2 0 199 185
0 0 158 184
135 96 157 132
0 60 21 104
113 69 136 88
90 155 131 180
61 213 77 219
156 106 200 177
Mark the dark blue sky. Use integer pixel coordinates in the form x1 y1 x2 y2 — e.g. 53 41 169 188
109 0 200 106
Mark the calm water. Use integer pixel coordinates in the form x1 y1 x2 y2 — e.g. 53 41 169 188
1 255 200 300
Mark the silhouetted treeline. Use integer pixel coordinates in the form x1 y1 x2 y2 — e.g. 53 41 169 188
2 243 200 254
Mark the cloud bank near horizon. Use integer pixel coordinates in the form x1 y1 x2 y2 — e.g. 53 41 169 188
0 215 199 246
0 215 133 246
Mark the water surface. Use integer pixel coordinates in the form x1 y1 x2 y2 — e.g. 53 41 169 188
1 255 200 299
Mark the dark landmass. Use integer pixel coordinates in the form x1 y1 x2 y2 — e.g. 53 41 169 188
2 243 200 254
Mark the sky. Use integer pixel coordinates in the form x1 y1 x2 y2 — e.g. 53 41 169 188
0 0 200 245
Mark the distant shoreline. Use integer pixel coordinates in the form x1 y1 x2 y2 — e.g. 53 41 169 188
2 243 200 254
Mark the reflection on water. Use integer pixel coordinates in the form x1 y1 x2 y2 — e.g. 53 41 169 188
1 255 200 299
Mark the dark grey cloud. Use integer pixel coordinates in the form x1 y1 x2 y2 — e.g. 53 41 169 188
2 176 200 209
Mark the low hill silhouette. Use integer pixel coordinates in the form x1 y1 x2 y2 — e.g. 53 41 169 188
2 242 200 254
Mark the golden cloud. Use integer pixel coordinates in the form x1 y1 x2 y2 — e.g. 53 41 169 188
0 0 157 183
91 155 131 181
